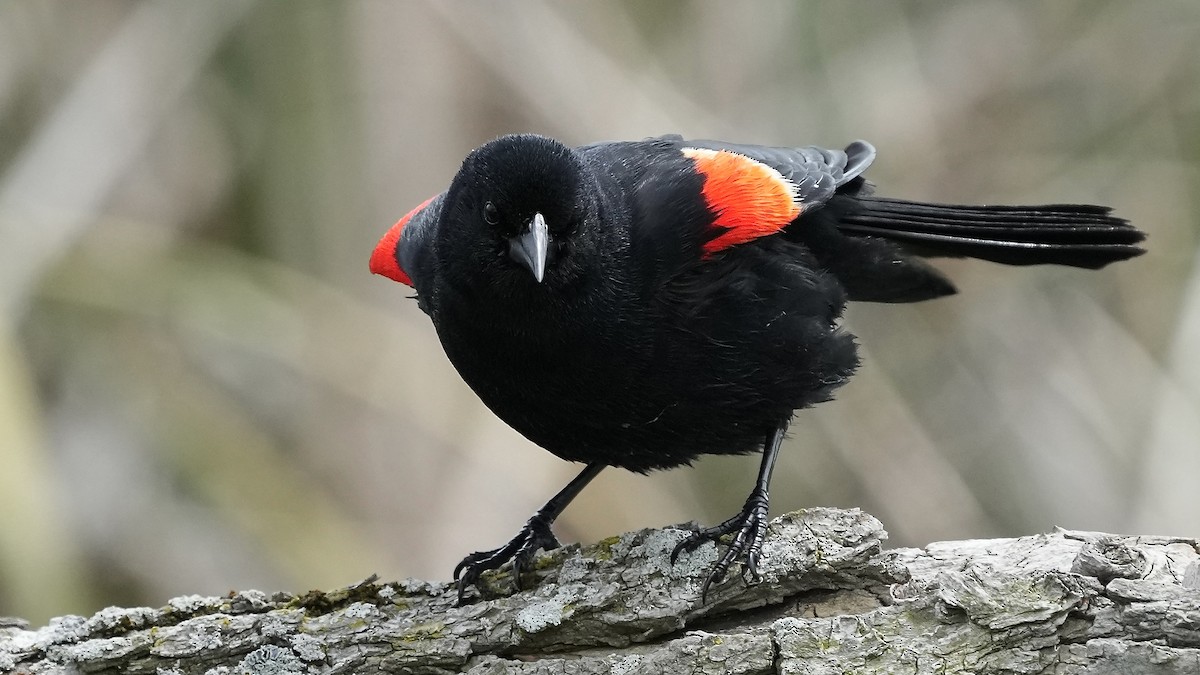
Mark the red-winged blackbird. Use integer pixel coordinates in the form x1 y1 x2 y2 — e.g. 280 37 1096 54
371 134 1144 602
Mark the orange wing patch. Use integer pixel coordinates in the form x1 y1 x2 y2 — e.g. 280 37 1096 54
682 147 802 254
370 195 436 287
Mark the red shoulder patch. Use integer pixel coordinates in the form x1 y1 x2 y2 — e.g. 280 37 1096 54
682 147 803 254
370 195 436 287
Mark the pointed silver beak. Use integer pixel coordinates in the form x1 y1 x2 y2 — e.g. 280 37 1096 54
508 212 550 283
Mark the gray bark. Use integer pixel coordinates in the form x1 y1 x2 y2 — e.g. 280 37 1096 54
2 508 1198 674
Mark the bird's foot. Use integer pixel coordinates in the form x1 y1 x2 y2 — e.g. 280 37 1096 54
453 515 561 604
670 488 770 601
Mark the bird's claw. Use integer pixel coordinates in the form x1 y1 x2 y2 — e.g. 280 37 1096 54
453 516 560 604
670 490 770 601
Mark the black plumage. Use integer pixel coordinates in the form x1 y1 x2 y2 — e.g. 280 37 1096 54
370 133 1144 602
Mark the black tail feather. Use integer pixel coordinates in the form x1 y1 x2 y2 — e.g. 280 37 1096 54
840 197 1145 269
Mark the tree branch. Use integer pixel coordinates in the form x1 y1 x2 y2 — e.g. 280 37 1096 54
3 508 1198 674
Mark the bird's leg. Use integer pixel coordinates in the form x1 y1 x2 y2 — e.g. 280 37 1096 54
671 421 788 600
453 462 604 604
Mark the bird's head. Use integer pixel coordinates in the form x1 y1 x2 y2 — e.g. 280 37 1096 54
440 134 596 290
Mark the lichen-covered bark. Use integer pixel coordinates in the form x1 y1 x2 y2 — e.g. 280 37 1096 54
2 508 1198 674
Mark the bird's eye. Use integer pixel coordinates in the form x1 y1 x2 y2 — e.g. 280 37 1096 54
483 201 499 225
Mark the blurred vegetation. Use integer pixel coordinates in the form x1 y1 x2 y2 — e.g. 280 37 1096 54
0 1 1197 625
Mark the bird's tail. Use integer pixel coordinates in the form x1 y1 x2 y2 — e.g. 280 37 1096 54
838 197 1145 269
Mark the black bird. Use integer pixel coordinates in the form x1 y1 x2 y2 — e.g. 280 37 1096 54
370 134 1144 602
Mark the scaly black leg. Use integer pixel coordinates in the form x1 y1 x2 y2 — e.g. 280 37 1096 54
454 462 604 604
671 421 788 600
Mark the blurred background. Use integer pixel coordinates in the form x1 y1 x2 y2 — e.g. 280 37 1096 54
1 1 1196 625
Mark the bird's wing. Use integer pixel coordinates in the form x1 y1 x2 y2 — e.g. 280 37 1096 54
370 192 444 288
651 137 875 255
680 138 875 208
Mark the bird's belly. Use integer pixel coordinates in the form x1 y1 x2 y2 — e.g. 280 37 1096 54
436 316 856 473
443 332 674 460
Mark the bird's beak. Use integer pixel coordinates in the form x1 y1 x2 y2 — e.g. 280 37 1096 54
508 212 550 283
